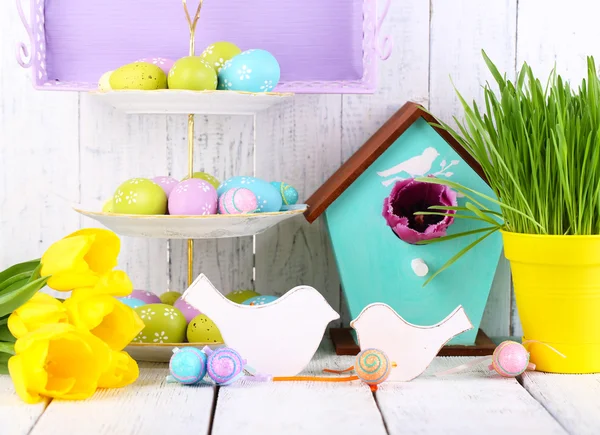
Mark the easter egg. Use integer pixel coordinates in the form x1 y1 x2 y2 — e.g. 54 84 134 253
118 297 146 309
168 56 217 91
217 176 282 213
98 71 113 91
355 349 391 387
206 347 245 385
218 49 280 93
242 295 278 306
174 297 201 323
225 289 260 304
169 347 207 384
187 314 223 343
160 291 182 306
112 178 167 215
152 176 179 198
271 182 299 206
123 289 161 305
218 187 257 214
491 341 531 377
109 62 167 90
181 172 220 189
201 42 242 73
168 179 218 215
102 198 114 213
133 304 187 344
136 57 175 76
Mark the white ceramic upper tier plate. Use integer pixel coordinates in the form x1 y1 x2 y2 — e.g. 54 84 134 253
73 204 307 239
125 342 222 363
90 89 294 115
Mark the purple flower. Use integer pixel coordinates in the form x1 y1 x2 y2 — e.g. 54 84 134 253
382 177 458 244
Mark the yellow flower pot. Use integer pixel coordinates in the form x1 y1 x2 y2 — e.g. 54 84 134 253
502 231 600 373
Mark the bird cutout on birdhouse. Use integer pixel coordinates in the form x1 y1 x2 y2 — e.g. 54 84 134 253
304 102 504 346
181 273 340 377
350 303 473 382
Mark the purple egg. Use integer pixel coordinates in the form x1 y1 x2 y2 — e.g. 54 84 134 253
174 297 202 323
152 176 179 198
168 179 218 216
123 289 161 304
136 57 175 76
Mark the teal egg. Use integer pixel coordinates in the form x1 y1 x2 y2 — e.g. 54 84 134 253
242 295 279 306
118 297 146 309
217 49 280 93
218 176 282 213
271 182 299 206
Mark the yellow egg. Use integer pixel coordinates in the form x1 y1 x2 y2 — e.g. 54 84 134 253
186 314 223 343
98 71 113 91
109 62 167 90
102 198 113 213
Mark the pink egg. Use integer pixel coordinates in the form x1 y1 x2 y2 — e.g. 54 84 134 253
136 57 175 75
168 179 218 215
490 341 531 377
152 176 179 198
123 289 161 304
218 187 258 214
174 297 202 323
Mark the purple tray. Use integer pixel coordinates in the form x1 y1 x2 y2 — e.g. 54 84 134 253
16 0 392 94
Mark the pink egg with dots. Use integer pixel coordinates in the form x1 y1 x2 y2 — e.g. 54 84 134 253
152 176 179 198
174 297 202 323
123 289 161 304
490 340 534 377
136 57 175 76
168 179 218 215
218 187 257 214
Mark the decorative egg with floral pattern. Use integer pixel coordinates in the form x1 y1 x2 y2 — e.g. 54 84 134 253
136 57 175 76
217 176 282 213
201 42 241 73
217 49 280 93
112 178 167 215
168 179 218 215
133 304 187 344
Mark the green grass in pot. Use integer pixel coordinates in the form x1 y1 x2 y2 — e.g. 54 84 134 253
415 50 600 285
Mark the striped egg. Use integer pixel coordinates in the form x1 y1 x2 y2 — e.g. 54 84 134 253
206 347 245 385
169 347 207 385
218 187 257 214
355 349 391 386
490 340 530 377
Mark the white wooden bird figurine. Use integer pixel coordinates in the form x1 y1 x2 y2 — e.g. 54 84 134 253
377 146 440 178
182 273 340 377
350 303 473 382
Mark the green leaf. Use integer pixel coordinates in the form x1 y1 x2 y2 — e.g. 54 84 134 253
0 260 40 287
0 276 50 318
27 262 43 283
415 226 500 245
0 342 15 356
465 202 502 226
0 325 15 343
0 272 32 294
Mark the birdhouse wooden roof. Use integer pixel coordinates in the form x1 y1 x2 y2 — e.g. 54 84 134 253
303 101 486 223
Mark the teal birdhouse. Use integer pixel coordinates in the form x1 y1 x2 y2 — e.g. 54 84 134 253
305 102 503 345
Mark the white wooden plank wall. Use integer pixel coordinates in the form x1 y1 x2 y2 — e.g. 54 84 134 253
2 0 598 334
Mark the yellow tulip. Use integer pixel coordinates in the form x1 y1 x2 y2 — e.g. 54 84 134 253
8 323 111 404
83 270 133 298
40 229 120 291
98 350 139 389
8 293 69 340
64 289 144 351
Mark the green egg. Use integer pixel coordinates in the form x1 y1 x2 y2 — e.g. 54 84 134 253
225 289 261 304
186 314 223 343
181 171 220 189
168 56 217 91
160 291 182 306
201 41 242 73
132 304 187 344
112 178 167 215
102 198 114 213
109 62 167 90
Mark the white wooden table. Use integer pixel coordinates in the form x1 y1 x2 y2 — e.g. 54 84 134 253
1 341 597 435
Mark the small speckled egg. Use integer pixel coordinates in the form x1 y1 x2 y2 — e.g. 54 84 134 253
270 182 299 206
201 42 242 73
168 179 218 215
217 176 282 213
118 297 146 309
174 297 202 323
187 314 223 343
242 295 278 306
181 172 220 189
160 291 182 306
112 178 167 215
225 289 261 304
218 187 257 214
98 71 113 91
152 176 179 198
133 304 187 344
110 62 167 90
136 57 175 76
218 49 280 92
169 347 207 384
123 290 161 305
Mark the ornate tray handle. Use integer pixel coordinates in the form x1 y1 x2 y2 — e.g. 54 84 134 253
15 0 35 68
374 0 393 61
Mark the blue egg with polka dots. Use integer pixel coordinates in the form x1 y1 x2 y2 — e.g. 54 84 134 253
169 347 207 385
217 49 280 93
118 297 146 309
218 176 282 213
242 295 279 306
270 182 299 207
